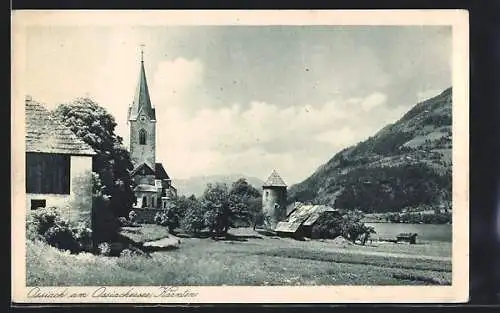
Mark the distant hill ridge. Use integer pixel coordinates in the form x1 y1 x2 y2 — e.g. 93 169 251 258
288 87 452 213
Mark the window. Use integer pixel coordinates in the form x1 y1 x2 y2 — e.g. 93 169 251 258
26 153 70 194
31 199 46 210
142 196 148 208
157 198 161 208
139 129 147 145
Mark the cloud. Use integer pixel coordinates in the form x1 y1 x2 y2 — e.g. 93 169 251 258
360 92 387 111
151 76 408 184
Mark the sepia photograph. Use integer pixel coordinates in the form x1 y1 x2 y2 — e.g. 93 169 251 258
11 10 469 303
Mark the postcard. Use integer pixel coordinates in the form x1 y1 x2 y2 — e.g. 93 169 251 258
11 9 469 303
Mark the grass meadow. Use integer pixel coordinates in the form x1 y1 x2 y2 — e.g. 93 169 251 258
26 226 452 286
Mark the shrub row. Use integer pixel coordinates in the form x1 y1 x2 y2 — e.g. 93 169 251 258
26 207 93 254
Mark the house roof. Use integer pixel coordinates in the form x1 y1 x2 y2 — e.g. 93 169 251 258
133 184 159 193
131 162 172 180
131 163 155 176
263 170 287 187
155 163 170 180
25 98 96 156
128 59 156 121
275 203 339 233
302 208 341 226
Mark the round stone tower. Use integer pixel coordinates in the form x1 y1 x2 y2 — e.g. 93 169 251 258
262 170 287 230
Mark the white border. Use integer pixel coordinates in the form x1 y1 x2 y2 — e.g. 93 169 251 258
11 10 469 303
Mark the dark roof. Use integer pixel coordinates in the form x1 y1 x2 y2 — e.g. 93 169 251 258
131 163 155 176
131 162 171 181
275 204 339 233
155 163 170 180
25 98 96 156
128 60 156 121
263 170 287 187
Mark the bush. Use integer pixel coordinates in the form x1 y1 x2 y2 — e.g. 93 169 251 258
180 200 205 234
128 210 137 223
310 210 373 243
44 223 80 253
311 214 343 239
26 207 63 241
119 247 146 258
118 216 130 227
154 212 169 226
98 242 111 256
72 222 93 252
119 249 134 258
154 209 179 233
26 207 93 253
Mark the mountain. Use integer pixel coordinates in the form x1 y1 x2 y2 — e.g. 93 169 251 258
173 174 265 198
288 87 452 213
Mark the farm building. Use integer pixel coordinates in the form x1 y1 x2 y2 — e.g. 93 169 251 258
275 203 342 239
25 96 97 225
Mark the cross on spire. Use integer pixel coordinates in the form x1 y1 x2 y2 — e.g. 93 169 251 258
140 43 145 62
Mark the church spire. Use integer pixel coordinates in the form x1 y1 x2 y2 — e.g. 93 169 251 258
128 45 156 121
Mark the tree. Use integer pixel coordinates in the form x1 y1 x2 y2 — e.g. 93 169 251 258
339 210 368 243
53 97 135 218
180 197 205 234
154 202 180 234
360 225 376 245
173 195 194 221
228 178 262 227
202 183 232 237
311 213 344 239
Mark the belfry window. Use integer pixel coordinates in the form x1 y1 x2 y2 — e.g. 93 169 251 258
139 129 147 145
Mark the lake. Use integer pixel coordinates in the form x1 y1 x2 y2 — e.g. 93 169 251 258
365 222 452 242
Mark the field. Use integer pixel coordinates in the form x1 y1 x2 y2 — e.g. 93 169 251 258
26 225 452 286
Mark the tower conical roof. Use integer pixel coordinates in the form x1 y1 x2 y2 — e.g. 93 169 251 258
263 170 287 187
128 59 156 121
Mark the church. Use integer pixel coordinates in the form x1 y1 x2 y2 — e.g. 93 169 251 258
128 50 177 209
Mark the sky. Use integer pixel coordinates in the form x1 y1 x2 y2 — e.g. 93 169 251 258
23 25 452 185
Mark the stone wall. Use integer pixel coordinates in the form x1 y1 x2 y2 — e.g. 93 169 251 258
133 208 165 224
129 116 156 169
26 155 93 227
262 186 287 230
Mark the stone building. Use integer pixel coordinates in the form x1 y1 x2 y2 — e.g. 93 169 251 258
25 97 97 225
128 52 177 210
262 170 287 230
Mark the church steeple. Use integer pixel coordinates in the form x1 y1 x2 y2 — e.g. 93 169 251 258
128 45 157 170
128 45 156 122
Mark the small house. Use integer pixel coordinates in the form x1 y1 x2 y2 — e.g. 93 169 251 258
25 97 97 225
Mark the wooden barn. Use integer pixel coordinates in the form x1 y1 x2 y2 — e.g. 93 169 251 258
275 203 341 239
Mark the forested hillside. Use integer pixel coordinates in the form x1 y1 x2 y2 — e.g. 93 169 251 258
288 88 452 213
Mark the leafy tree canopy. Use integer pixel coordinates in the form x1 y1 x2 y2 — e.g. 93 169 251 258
53 97 135 217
